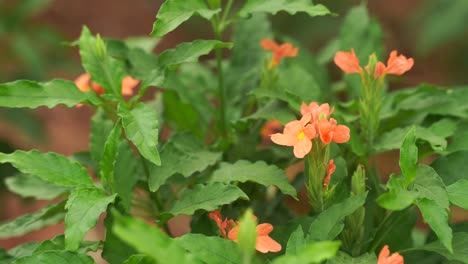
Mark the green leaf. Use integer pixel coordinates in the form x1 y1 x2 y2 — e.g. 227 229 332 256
371 209 417 252
0 79 85 108
169 183 248 216
237 209 257 263
99 121 122 192
209 160 297 199
286 225 306 255
112 211 200 263
416 198 453 253
399 127 418 186
432 150 468 185
32 235 99 255
119 103 161 165
328 252 377 264
238 0 331 17
307 192 368 241
239 101 296 125
151 0 220 37
148 133 221 192
114 142 142 210
176 234 241 264
13 250 94 264
159 40 232 66
377 175 417 210
447 180 468 210
273 241 341 264
0 202 65 239
65 187 116 250
375 126 447 153
415 232 468 263
123 255 155 264
414 165 449 209
0 150 93 188
89 109 114 165
5 174 69 200
125 48 165 89
79 26 125 97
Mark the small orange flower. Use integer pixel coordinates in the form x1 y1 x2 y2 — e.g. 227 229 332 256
374 50 414 77
270 114 316 158
121 76 140 96
300 102 334 123
208 210 234 238
324 159 336 187
333 48 362 74
74 73 139 96
318 118 350 145
228 223 282 253
378 245 404 264
261 39 298 68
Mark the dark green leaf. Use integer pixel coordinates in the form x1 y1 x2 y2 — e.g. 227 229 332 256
414 165 449 209
399 127 418 186
0 202 65 239
89 109 114 165
32 235 99 255
151 0 220 37
0 79 85 108
169 183 248 216
414 232 468 263
65 187 116 250
417 198 453 253
286 225 306 255
328 252 377 264
432 150 468 185
114 142 141 210
13 250 94 264
238 0 331 17
0 150 93 188
209 160 297 199
119 103 161 165
375 126 447 153
447 180 468 210
272 241 341 264
5 174 69 200
99 121 122 192
239 101 296 125
123 255 155 264
176 234 241 264
149 133 222 192
159 40 232 66
125 48 165 89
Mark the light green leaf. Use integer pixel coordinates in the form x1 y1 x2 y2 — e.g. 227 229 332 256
159 40 232 66
112 212 200 263
447 180 468 210
65 187 116 250
399 127 418 186
99 121 122 192
0 202 65 239
0 79 85 108
414 165 449 209
89 109 114 165
0 150 93 188
126 48 165 89
176 234 241 264
148 133 222 192
79 26 125 97
169 183 248 216
209 160 297 199
328 252 377 264
375 126 447 153
123 255 155 264
377 175 417 211
151 0 220 37
13 250 94 264
416 198 453 253
307 192 368 241
32 235 99 255
432 150 468 185
273 241 341 264
5 174 69 200
286 225 306 255
237 209 257 263
119 103 161 165
414 232 468 263
239 0 330 17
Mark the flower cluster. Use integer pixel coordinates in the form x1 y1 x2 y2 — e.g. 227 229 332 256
208 210 281 253
261 39 298 68
334 49 414 78
270 102 350 158
74 73 140 96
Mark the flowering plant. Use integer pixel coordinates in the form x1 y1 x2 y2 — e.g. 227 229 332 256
1 1 467 264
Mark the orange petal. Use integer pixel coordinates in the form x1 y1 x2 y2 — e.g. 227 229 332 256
384 50 414 76
74 73 92 91
332 125 350 143
334 49 362 74
303 124 316 139
256 235 282 253
121 76 140 96
271 133 297 146
256 223 273 236
293 137 312 158
227 225 239 241
261 39 278 51
374 62 386 77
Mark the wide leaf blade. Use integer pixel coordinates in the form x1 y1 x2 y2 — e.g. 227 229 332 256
176 234 241 264
159 40 232 66
5 174 69 200
239 0 330 17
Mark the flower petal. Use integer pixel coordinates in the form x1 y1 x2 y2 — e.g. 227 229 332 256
261 39 278 51
293 137 312 158
332 125 350 143
334 49 362 74
256 235 282 253
271 133 297 146
256 223 273 236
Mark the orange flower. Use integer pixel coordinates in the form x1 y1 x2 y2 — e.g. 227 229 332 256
271 114 316 158
121 76 140 96
324 159 336 187
74 73 139 96
374 50 414 77
300 102 334 123
208 210 234 238
378 245 404 264
318 118 350 145
261 39 298 68
333 48 362 74
228 223 282 253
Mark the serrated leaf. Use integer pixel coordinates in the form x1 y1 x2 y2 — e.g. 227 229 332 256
79 26 125 97
13 250 94 264
416 198 453 253
99 121 122 192
415 232 468 263
0 79 85 108
239 0 330 17
0 202 65 239
65 187 116 250
169 183 248 216
159 40 232 66
119 103 161 165
273 241 341 264
5 174 69 200
148 133 221 192
151 0 220 37
414 165 449 209
377 174 417 211
447 180 468 210
89 109 114 165
112 212 200 263
328 252 377 264
209 160 297 199
400 127 418 186
175 234 241 264
307 192 368 241
32 235 99 255
0 150 93 188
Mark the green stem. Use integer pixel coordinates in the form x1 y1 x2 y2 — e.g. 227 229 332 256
220 0 233 29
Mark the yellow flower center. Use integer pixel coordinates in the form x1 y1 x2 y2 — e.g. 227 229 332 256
297 131 305 140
